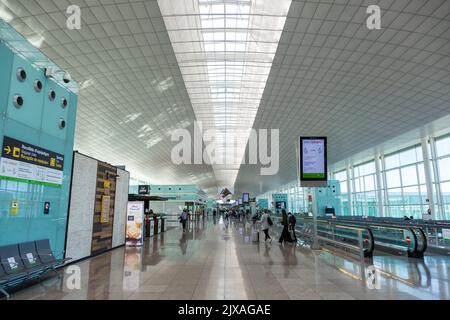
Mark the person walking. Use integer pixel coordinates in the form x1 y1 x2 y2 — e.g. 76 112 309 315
279 209 289 245
179 208 188 232
288 212 297 243
260 210 273 243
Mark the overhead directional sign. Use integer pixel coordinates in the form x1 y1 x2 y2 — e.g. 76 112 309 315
0 136 65 187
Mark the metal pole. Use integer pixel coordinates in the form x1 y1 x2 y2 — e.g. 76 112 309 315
358 230 366 283
311 188 321 250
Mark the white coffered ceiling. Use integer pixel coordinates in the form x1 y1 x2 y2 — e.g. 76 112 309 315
1 0 449 197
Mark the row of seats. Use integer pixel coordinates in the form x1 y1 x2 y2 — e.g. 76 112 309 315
0 239 70 299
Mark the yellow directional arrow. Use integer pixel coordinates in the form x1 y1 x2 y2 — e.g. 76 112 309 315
3 146 11 155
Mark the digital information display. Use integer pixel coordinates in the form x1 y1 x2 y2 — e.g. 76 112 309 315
300 137 327 181
242 193 249 203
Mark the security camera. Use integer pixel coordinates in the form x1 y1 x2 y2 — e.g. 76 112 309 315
63 71 71 84
45 67 71 84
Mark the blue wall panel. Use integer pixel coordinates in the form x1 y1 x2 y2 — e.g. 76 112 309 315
0 40 78 255
6 54 45 129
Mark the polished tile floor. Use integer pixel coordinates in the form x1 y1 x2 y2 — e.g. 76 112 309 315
10 217 450 300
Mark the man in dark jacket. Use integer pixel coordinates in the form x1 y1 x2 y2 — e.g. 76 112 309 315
279 209 289 245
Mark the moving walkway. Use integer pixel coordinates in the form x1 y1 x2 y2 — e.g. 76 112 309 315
326 216 449 255
295 216 427 259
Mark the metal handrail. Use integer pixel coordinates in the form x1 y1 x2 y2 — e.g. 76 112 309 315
317 217 428 258
295 218 373 261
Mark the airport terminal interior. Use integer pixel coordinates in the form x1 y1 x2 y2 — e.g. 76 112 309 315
0 0 450 301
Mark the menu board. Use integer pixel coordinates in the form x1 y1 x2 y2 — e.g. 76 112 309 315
0 136 64 187
300 137 327 182
126 202 144 246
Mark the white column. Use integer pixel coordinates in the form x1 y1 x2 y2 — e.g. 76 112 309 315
350 164 357 216
346 164 353 216
380 153 389 217
375 153 385 217
429 137 445 220
421 137 436 219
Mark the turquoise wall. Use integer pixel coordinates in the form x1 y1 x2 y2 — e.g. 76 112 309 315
0 40 77 256
314 180 341 216
129 184 208 202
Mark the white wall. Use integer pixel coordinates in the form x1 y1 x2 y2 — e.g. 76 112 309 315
65 153 97 262
112 168 129 248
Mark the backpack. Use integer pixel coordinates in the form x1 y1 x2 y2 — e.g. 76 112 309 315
267 216 273 226
289 215 296 225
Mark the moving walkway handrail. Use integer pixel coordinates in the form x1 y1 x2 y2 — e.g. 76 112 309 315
296 217 374 259
320 218 428 258
328 216 446 250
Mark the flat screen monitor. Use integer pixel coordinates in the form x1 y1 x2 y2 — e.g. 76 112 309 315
138 185 149 195
299 137 327 184
275 202 286 209
242 193 249 203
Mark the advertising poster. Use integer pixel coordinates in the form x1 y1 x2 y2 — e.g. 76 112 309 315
100 195 111 223
0 136 64 187
126 201 144 246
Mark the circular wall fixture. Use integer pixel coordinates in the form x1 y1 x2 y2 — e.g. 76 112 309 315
61 97 68 108
48 89 56 101
34 80 43 92
13 95 24 108
59 119 66 129
17 68 27 82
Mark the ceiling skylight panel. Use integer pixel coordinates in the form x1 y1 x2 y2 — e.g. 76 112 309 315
158 0 291 189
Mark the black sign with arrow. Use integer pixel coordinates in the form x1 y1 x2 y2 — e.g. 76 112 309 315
1 136 64 171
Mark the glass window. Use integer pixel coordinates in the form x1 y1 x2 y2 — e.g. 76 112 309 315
401 165 418 186
436 136 450 157
364 175 375 191
386 169 401 188
438 158 450 181
385 153 400 170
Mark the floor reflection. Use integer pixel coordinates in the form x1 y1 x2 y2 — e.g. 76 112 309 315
8 219 450 300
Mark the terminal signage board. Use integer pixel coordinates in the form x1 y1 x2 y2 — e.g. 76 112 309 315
299 137 327 187
0 136 64 187
138 185 149 195
242 193 249 204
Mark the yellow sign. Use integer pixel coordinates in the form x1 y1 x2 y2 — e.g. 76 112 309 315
12 147 20 158
11 200 19 216
50 158 56 167
103 180 111 189
4 146 11 155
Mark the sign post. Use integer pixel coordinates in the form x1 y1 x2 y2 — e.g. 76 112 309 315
298 137 328 250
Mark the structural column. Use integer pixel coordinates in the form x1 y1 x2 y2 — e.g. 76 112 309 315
375 153 385 217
